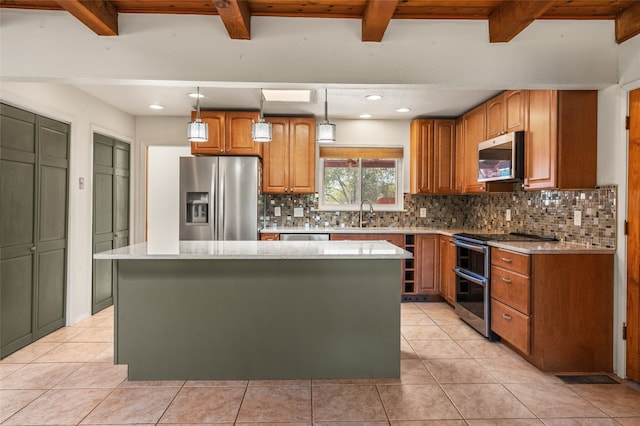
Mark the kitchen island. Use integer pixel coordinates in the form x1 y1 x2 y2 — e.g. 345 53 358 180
94 240 411 380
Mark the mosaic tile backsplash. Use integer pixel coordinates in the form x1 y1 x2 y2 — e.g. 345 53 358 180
262 185 617 249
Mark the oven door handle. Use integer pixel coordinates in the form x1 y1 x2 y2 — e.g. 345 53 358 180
453 240 488 254
454 267 488 287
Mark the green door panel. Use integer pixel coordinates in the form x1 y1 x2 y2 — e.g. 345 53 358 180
0 255 34 356
0 104 36 153
0 103 69 358
92 134 129 314
0 161 35 246
38 166 68 242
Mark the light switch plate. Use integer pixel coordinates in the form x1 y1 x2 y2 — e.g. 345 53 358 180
274 207 281 217
294 207 304 217
574 210 582 226
419 208 427 218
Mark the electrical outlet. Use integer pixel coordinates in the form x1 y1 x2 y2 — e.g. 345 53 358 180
574 210 582 226
294 207 303 217
505 209 511 221
274 206 281 217
419 208 427 218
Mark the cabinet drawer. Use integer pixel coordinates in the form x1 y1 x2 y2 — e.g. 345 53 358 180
491 299 530 355
491 266 530 315
491 248 530 276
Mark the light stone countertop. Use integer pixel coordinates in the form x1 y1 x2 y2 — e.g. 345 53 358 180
261 226 464 236
262 227 616 254
489 240 615 255
93 240 413 260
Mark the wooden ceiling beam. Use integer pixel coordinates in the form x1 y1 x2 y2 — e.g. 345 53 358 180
214 0 251 40
55 0 118 36
615 1 640 44
488 0 554 43
362 0 399 42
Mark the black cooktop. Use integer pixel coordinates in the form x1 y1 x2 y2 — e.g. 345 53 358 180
454 232 557 244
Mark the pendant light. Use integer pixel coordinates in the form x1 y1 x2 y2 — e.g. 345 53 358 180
252 89 272 142
187 87 208 142
317 88 336 143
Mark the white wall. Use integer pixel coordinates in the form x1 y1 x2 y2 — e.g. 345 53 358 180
0 82 136 325
147 146 191 242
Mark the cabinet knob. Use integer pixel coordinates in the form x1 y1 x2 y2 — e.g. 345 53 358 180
500 257 513 263
502 313 512 321
501 277 512 283
30 246 36 252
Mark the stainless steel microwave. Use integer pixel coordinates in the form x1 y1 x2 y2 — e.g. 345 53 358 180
477 131 524 182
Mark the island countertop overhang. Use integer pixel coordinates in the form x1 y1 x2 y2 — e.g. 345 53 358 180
94 240 413 260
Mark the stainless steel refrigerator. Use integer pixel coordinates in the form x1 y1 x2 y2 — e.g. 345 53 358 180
179 156 260 240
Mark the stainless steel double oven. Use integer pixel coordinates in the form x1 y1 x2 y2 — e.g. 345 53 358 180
452 232 555 338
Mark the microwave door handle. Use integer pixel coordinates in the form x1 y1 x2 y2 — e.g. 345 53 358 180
454 267 488 286
453 240 488 255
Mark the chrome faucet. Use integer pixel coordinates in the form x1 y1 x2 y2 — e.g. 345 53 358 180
359 199 374 228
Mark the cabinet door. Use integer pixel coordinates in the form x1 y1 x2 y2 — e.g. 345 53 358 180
289 117 316 194
524 90 557 190
409 119 434 194
454 118 464 194
462 104 487 193
438 236 456 305
190 111 225 155
226 111 262 156
433 120 456 194
486 93 505 139
415 234 438 295
505 90 528 133
262 117 289 193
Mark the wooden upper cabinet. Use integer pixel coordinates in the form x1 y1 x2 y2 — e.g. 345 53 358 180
486 90 528 139
462 103 487 193
190 111 262 156
433 120 456 194
410 119 455 194
409 119 434 194
190 111 225 155
455 117 465 194
289 117 316 193
226 111 262 156
262 117 316 194
524 90 597 190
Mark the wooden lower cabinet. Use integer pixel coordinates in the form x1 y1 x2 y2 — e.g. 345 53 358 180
260 233 280 241
438 236 456 305
414 235 439 295
490 248 614 372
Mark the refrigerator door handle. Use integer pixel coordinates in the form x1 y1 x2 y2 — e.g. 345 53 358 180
211 161 218 241
219 166 225 240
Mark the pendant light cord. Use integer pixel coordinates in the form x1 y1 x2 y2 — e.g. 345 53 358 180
196 87 202 122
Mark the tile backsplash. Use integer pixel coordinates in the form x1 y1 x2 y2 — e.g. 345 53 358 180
262 185 617 249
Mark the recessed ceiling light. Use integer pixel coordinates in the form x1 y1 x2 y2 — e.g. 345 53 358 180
149 104 164 110
366 94 382 101
396 107 411 113
262 89 312 103
360 114 372 119
188 92 205 99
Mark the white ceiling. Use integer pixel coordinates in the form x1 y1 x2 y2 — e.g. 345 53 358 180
72 83 501 120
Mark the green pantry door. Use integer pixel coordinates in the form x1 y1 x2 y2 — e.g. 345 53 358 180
0 103 70 358
92 134 129 314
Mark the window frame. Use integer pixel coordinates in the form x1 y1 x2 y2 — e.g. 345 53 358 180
317 146 404 212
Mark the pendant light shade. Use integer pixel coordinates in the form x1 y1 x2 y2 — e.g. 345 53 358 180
187 87 208 143
252 89 272 142
317 88 336 143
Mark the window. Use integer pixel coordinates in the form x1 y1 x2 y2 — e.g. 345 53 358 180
319 146 403 211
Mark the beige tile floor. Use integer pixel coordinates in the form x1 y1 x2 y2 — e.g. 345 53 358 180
1 302 640 425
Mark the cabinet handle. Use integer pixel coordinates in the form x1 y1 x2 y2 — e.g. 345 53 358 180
30 246 36 252
502 313 512 321
500 257 512 263
501 277 512 283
